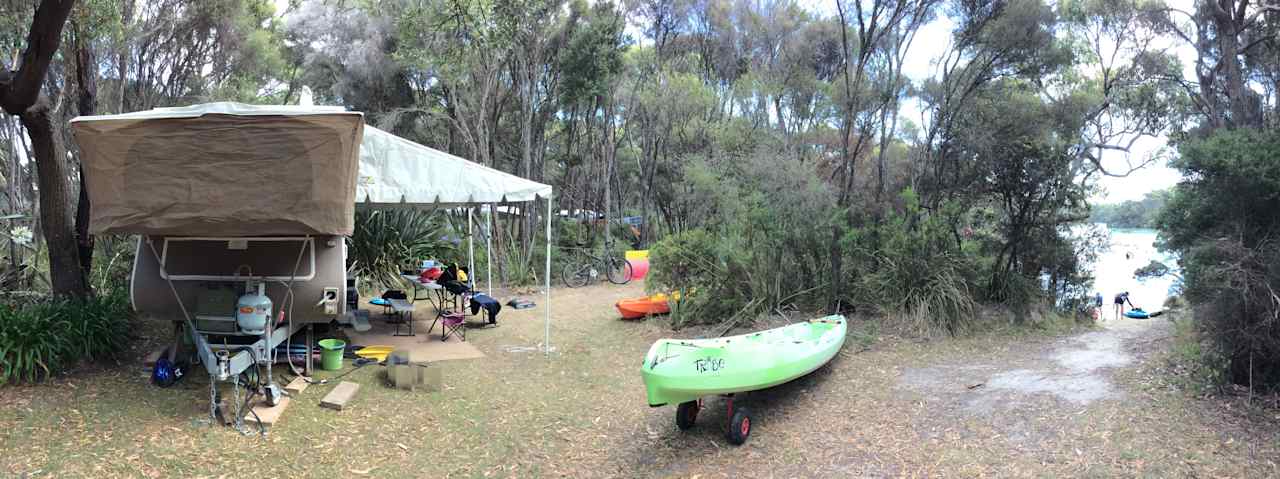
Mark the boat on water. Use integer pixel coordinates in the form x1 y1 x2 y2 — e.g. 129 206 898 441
640 314 847 444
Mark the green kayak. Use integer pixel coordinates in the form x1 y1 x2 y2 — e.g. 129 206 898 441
641 315 847 407
641 315 846 444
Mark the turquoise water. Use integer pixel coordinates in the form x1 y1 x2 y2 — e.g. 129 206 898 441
1089 226 1180 312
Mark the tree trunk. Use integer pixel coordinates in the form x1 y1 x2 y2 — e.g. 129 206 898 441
22 100 89 298
75 32 97 286
1214 0 1252 127
519 59 535 256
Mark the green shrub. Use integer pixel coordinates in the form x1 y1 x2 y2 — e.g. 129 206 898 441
91 235 137 293
0 292 133 385
846 190 980 335
648 229 740 329
1157 128 1280 391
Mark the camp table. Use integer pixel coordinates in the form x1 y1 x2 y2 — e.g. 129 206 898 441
400 274 446 312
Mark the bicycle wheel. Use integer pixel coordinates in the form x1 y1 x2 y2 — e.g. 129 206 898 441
606 257 634 285
561 262 592 288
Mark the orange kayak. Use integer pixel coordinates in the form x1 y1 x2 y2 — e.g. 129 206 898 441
616 293 673 319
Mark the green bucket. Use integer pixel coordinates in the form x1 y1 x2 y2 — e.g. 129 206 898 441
318 338 345 371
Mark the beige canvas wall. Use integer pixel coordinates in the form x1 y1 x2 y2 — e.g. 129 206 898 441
73 114 363 236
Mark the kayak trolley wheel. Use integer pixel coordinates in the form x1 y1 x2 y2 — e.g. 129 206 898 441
676 400 699 430
726 406 751 445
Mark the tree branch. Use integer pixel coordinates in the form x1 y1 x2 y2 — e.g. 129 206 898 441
0 0 78 114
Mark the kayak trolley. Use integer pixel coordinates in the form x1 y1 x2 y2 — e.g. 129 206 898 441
675 394 752 445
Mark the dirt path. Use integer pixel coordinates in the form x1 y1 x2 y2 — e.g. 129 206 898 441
599 312 1277 478
901 317 1161 417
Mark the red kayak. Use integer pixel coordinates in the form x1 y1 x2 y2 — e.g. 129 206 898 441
616 293 673 319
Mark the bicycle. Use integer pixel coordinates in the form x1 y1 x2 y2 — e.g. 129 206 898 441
561 247 633 288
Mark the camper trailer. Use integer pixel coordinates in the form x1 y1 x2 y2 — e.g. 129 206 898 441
72 103 365 406
72 102 556 426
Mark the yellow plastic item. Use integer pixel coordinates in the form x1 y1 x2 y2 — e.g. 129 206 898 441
625 250 650 261
650 291 681 301
355 346 394 362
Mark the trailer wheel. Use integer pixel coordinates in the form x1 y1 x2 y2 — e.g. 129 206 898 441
726 407 751 445
676 401 699 430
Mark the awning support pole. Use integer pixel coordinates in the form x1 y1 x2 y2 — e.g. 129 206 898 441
545 195 552 356
468 208 474 288
486 203 493 295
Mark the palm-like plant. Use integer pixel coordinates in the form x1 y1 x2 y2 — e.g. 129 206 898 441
347 209 455 290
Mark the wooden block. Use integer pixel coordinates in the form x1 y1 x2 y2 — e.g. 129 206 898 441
285 376 309 395
244 396 290 427
320 381 360 410
215 394 291 428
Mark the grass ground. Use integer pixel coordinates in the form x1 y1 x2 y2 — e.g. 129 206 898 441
1 281 1277 478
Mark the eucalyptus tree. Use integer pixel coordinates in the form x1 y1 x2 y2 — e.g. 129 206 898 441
1 0 86 297
1058 0 1191 183
829 0 939 309
284 0 415 130
555 0 627 242
1142 0 1278 131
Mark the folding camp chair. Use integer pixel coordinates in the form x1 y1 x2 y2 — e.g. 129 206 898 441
431 310 466 342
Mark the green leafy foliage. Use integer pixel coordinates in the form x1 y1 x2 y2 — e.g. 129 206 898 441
347 209 454 290
1090 189 1170 228
1157 128 1280 391
647 229 741 329
845 190 980 335
0 291 132 385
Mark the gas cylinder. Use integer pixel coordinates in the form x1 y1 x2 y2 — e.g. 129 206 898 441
236 282 272 335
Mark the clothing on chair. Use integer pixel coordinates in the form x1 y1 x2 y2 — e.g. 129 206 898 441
443 280 471 296
469 293 501 324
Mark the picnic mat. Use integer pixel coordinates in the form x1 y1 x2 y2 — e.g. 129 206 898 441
346 312 486 362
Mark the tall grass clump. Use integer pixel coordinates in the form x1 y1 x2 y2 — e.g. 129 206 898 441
0 291 133 385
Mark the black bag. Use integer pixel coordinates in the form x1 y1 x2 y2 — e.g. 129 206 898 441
381 289 407 300
444 280 471 296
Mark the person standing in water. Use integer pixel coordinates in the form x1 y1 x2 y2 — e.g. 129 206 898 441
1094 292 1105 321
1113 291 1134 320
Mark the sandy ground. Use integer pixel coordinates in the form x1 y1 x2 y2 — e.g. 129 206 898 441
900 317 1159 414
1 281 1277 478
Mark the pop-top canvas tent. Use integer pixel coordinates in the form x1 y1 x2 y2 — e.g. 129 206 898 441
71 102 555 352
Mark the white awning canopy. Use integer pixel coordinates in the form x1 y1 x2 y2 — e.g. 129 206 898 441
358 126 552 207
